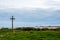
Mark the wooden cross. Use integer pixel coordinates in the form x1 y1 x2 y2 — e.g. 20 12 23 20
10 16 15 31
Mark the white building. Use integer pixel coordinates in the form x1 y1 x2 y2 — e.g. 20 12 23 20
40 26 60 29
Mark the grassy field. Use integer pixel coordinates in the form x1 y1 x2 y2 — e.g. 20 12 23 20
0 30 60 40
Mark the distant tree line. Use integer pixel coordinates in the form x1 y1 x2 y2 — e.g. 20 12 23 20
0 27 60 31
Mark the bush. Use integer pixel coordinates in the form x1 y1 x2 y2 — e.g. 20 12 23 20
40 28 48 31
1 28 9 30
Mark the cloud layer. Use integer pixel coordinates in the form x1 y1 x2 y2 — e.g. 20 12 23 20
0 0 60 9
0 8 60 28
0 0 60 28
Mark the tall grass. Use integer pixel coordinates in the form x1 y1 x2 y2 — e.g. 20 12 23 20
0 29 60 40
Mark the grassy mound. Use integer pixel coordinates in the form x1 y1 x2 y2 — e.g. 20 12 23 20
0 30 60 40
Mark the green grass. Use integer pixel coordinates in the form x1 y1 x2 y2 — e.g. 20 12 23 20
0 30 60 40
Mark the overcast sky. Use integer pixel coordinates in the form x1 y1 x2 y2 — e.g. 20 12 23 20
0 0 60 28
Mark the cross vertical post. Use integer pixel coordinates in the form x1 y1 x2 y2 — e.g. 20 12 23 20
10 16 15 31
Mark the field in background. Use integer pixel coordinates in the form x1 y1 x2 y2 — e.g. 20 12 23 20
0 29 60 40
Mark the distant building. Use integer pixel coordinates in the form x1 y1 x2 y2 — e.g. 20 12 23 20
40 26 60 29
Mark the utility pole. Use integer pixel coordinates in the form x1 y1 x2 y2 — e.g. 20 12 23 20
10 16 15 31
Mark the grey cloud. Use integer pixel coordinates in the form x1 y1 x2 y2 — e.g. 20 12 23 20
45 0 60 7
